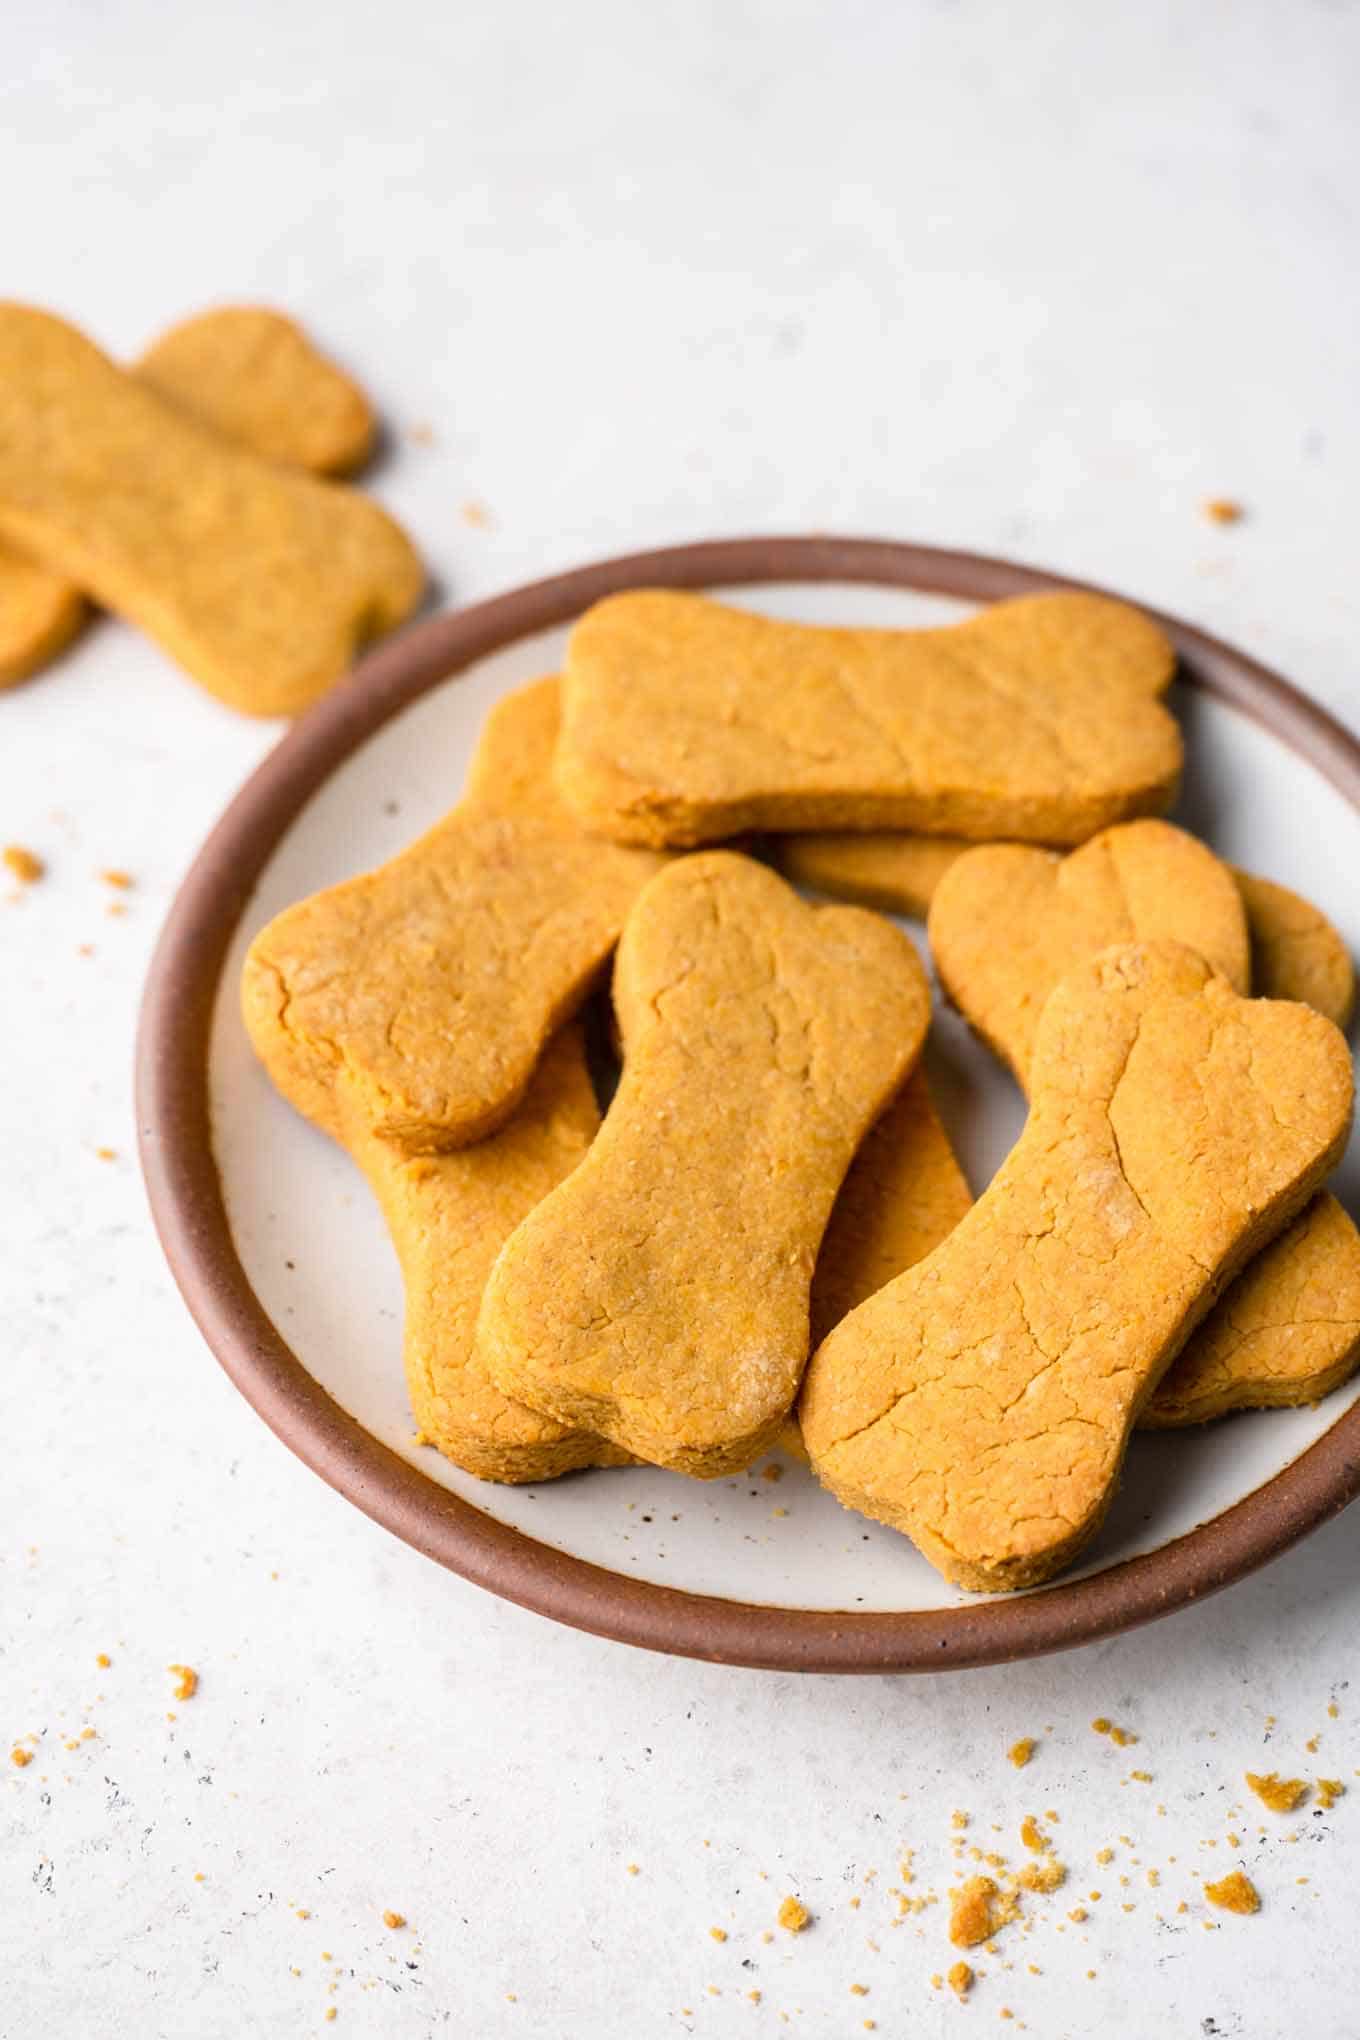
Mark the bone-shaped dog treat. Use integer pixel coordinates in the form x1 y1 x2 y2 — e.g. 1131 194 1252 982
347 1023 630 1482
1144 1192 1360 1428
1232 869 1356 1031
929 821 1251 1083
556 589 1180 848
775 1068 972 1464
475 851 932 1476
136 307 378 477
780 829 1357 1027
242 678 666 1153
801 942 1353 1591
0 550 85 688
0 304 422 715
0 306 380 688
811 1068 973 1349
928 823 1360 1427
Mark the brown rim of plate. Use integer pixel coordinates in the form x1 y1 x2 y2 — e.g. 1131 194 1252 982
135 536 1360 1675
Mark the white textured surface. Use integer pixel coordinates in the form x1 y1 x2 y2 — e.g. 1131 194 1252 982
4 4 1360 2036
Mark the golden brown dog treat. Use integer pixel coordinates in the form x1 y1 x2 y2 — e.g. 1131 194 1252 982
476 852 932 1477
1 308 380 685
0 304 422 716
1232 868 1356 1031
0 546 86 687
1143 1193 1360 1427
776 830 973 919
929 821 1251 1084
242 678 665 1152
135 307 377 477
349 1025 629 1482
927 823 1360 1433
775 1068 972 1465
783 831 1358 1034
556 589 1180 848
800 942 1353 1591
811 1068 972 1348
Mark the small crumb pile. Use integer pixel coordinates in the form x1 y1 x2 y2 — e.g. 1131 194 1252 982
1203 1871 1260 1915
777 1895 810 1934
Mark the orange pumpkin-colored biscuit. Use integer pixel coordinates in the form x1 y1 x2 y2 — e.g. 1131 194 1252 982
557 589 1180 848
801 943 1353 1591
477 852 932 1476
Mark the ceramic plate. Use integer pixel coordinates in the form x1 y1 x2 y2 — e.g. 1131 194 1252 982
137 538 1360 1672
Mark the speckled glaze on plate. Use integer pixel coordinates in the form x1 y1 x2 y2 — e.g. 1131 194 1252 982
136 538 1360 1673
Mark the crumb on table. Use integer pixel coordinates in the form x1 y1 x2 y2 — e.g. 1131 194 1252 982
168 1664 198 1702
1203 498 1245 525
949 1876 1018 1948
3 845 44 883
382 1910 406 1930
1204 1871 1260 1915
1245 1771 1309 1814
947 1961 974 1998
100 868 134 889
1316 1778 1345 1810
777 1895 810 1933
10 1746 33 1768
1008 1737 1036 1769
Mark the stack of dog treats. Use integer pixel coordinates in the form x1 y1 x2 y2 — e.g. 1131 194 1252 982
0 303 422 709
242 587 1359 1593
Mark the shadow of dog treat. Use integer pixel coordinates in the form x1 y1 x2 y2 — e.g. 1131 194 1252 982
241 678 666 1153
928 822 1360 1427
0 305 381 688
555 588 1180 848
475 851 932 1478
348 1024 629 1482
800 942 1354 1592
0 303 422 715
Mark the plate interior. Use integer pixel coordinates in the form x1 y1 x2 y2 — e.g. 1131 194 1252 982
210 582 1360 1614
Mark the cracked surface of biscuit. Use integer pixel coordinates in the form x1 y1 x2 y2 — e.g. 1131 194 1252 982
800 942 1354 1591
0 303 422 715
242 678 665 1152
475 851 932 1477
929 820 1251 1083
348 1024 628 1482
557 588 1180 847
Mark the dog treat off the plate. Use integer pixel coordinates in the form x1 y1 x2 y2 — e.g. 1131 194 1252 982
800 942 1353 1591
243 677 666 1152
350 1024 630 1482
929 821 1251 1084
0 303 422 715
556 588 1181 848
476 851 932 1477
0 306 381 688
0 548 86 687
781 828 1357 1027
136 306 377 477
929 823 1360 1426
